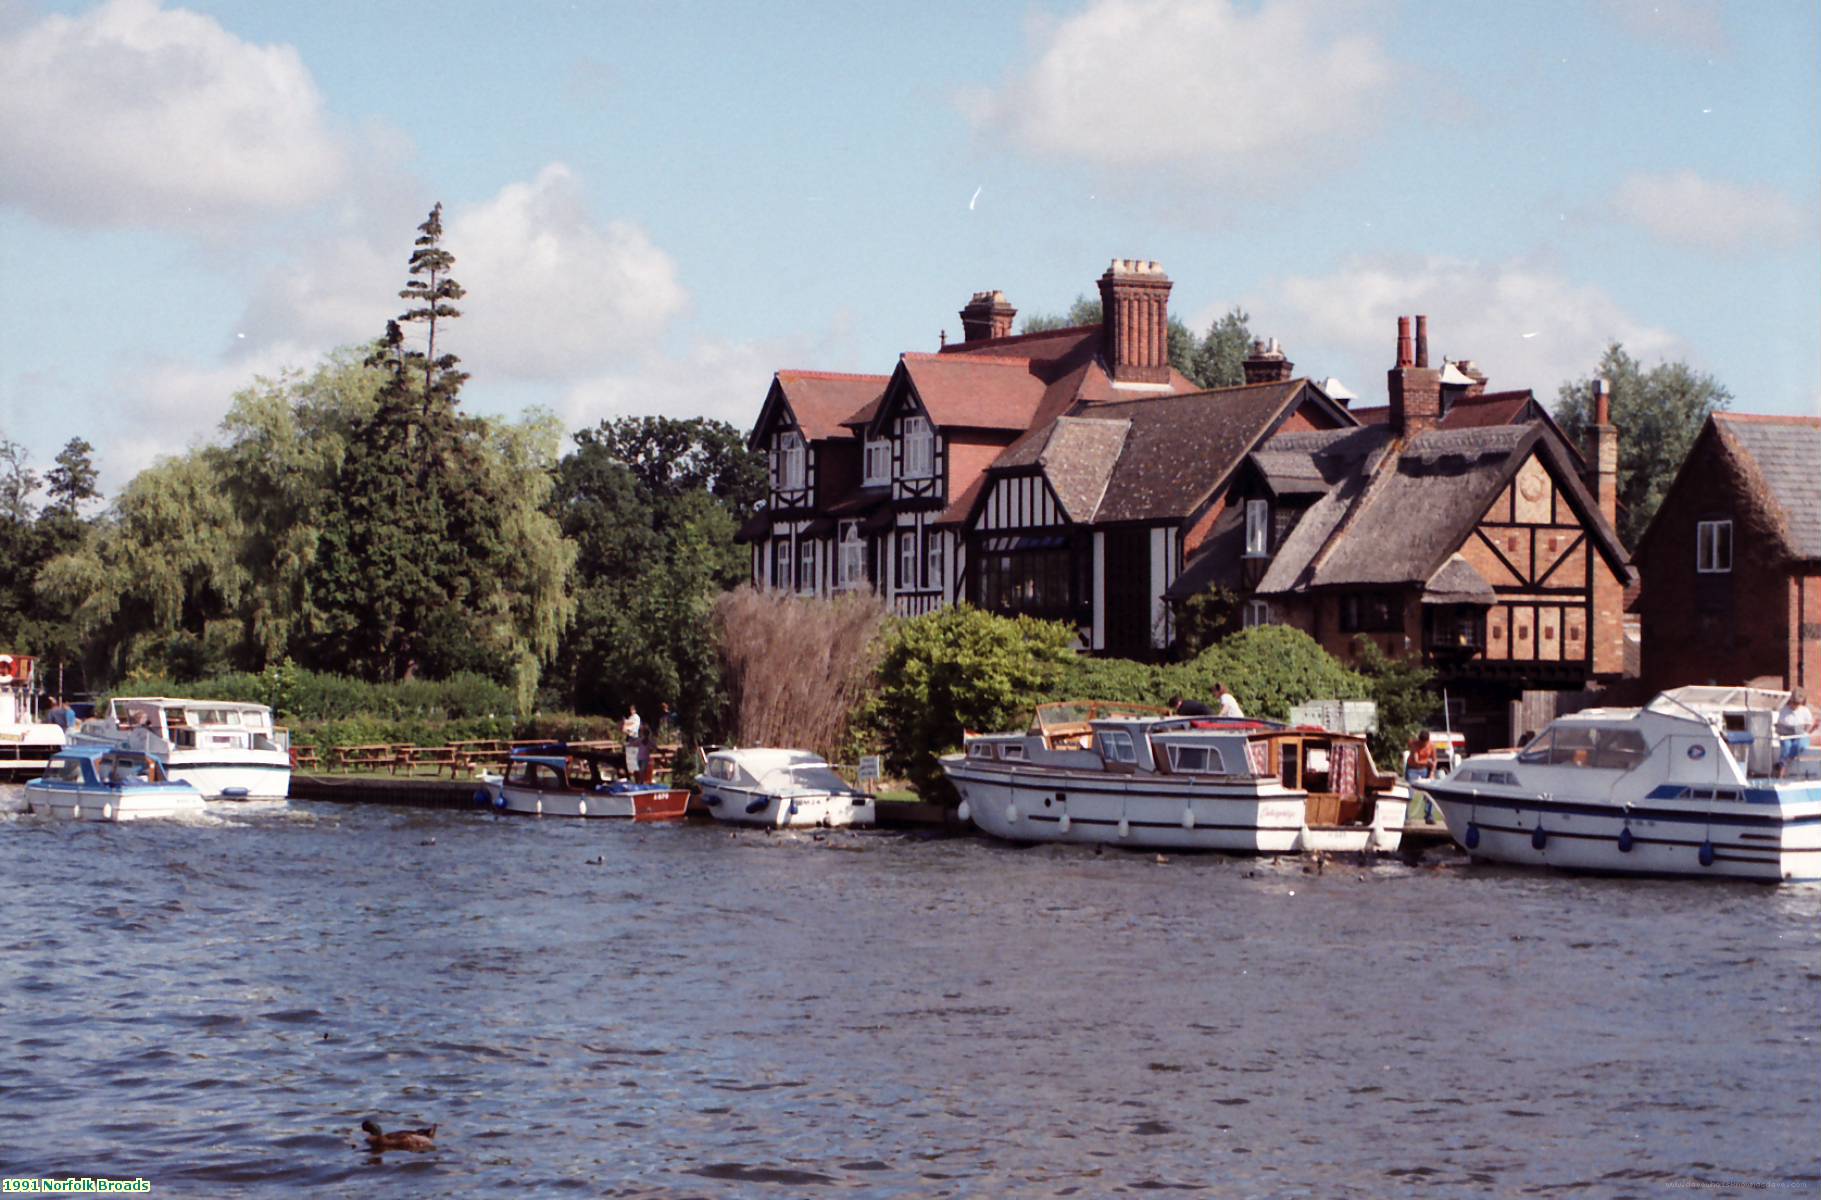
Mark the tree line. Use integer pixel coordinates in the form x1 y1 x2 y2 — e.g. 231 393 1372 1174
0 205 763 744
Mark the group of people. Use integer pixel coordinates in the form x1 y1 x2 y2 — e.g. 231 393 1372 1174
1168 684 1244 719
43 696 76 731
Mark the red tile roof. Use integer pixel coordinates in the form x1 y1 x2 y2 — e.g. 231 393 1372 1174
898 352 1053 432
774 370 888 441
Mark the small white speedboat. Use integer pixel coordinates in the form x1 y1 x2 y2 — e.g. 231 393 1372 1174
697 748 875 828
27 746 205 822
1413 686 1821 883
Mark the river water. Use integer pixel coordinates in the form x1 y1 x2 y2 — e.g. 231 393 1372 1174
1 790 1816 1199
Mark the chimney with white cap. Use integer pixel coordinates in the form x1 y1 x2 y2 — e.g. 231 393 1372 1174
1097 259 1173 385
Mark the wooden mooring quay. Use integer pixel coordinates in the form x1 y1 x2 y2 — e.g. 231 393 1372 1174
286 773 966 830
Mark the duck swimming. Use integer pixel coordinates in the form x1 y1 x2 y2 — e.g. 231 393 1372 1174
360 1118 438 1153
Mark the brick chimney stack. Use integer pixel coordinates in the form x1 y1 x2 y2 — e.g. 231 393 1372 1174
959 290 1017 343
1098 259 1173 385
1386 314 1443 439
1456 359 1487 398
1589 377 1619 530
1242 336 1294 384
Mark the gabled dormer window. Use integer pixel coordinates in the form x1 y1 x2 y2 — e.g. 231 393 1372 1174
1245 499 1270 557
864 439 890 485
903 417 933 478
778 431 806 491
1696 519 1732 574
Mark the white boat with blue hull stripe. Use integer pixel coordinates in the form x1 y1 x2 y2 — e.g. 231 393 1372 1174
1412 687 1821 883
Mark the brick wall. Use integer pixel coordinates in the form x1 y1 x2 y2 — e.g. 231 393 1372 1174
1640 433 1792 689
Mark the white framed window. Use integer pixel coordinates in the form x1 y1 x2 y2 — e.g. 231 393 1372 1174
1096 730 1138 764
927 533 945 594
1167 744 1226 774
839 523 865 589
902 416 934 478
1244 599 1273 628
778 431 806 490
772 539 793 591
797 542 816 593
864 439 891 485
899 530 919 589
1245 498 1270 557
1696 519 1732 574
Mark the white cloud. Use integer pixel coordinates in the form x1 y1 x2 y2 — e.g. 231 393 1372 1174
0 0 345 229
965 0 1392 187
1249 255 1682 405
1613 171 1809 254
448 164 690 379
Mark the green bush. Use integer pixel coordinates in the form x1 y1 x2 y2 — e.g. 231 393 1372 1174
1351 636 1439 764
104 665 514 722
1051 655 1171 706
862 605 1075 802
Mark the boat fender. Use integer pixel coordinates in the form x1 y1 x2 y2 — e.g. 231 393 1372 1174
1531 826 1547 851
703 792 721 807
101 802 112 821
1118 817 1130 839
956 800 971 824
535 798 543 816
1058 813 1071 834
493 792 507 809
1005 802 1018 825
472 788 491 808
1464 823 1480 849
1699 841 1715 867
745 797 768 815
1617 827 1634 854
788 801 800 817
577 799 587 817
1182 808 1196 830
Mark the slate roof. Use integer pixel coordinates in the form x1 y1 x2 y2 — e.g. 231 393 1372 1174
772 371 888 442
1085 381 1313 523
1350 389 1536 429
1002 416 1132 522
1254 423 1632 596
1712 414 1821 561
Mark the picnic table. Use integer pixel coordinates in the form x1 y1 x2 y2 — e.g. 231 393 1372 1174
291 745 321 770
336 744 401 772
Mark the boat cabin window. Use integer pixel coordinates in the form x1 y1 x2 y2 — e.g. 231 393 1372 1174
1516 726 1648 770
999 743 1026 761
706 757 741 782
967 743 995 760
1095 730 1137 764
1167 744 1226 774
46 757 84 783
506 761 566 790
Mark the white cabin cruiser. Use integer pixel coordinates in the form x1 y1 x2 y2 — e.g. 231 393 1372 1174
1412 686 1821 883
698 748 876 829
941 702 1407 854
73 697 291 801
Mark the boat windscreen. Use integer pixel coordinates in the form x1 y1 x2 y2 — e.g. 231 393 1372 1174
765 765 852 793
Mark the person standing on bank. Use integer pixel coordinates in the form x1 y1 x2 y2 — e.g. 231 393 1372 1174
1406 731 1437 783
1776 692 1812 777
622 706 642 778
45 695 74 731
1216 683 1244 719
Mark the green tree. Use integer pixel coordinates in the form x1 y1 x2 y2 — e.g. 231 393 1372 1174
1192 307 1252 389
45 438 100 515
574 414 766 519
0 438 39 524
1350 636 1438 766
864 605 1076 800
1554 342 1731 547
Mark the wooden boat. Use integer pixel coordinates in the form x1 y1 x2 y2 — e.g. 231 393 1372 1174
26 745 205 821
491 745 689 820
942 700 1406 854
1413 686 1821 882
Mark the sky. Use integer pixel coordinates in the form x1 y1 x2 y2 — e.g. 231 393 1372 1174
1 0 1817 494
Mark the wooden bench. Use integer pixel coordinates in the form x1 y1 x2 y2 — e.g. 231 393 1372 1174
336 744 401 773
393 745 463 776
291 745 320 770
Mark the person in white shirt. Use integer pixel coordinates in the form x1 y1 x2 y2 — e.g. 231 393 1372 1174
1216 683 1245 719
1776 692 1812 777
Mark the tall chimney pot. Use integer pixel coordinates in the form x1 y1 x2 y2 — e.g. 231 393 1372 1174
1395 316 1414 368
1387 315 1442 439
1414 314 1430 368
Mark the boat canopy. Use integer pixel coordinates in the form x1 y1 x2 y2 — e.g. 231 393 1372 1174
1648 686 1788 721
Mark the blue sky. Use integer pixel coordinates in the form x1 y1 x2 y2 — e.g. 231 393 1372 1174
1 0 1816 492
